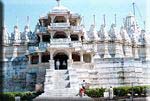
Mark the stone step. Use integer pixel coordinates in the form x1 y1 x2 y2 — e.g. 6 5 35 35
53 83 70 88
39 93 77 97
52 78 70 81
52 75 69 79
54 70 69 74
43 69 79 97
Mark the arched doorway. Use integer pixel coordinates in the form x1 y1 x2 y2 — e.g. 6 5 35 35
53 31 67 39
54 16 66 23
54 52 68 70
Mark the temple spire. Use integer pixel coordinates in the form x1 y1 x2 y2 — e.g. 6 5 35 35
93 14 95 26
115 14 117 26
103 14 106 27
56 0 60 7
16 16 18 27
82 16 85 26
27 16 30 27
132 2 135 16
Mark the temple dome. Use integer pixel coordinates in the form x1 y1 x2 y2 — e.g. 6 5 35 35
52 5 70 13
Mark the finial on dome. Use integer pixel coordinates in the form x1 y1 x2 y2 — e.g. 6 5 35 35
56 0 60 7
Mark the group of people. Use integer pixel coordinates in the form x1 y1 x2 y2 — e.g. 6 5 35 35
56 59 66 69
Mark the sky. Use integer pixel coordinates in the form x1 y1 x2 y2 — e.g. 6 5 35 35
1 0 147 33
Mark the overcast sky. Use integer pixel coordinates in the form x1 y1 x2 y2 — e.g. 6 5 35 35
2 0 146 32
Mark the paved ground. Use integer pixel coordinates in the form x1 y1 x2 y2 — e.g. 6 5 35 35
33 96 93 101
33 96 150 101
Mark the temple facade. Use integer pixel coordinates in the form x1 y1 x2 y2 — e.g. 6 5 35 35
2 0 150 96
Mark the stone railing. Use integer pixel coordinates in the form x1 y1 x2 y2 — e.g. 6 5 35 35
50 23 70 28
82 44 94 51
50 38 71 43
82 63 94 69
39 42 50 49
28 46 38 52
28 63 49 68
49 38 71 48
72 41 82 47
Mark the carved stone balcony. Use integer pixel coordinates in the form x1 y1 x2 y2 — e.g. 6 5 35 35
39 42 50 50
82 44 94 52
49 38 71 48
50 38 71 43
50 23 70 30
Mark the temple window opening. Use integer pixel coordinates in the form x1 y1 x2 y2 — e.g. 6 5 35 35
53 31 67 38
83 53 91 63
31 53 39 64
42 52 50 63
70 34 79 41
72 52 80 62
42 35 50 42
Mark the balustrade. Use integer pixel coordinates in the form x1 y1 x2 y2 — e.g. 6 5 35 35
83 44 94 51
39 42 50 49
50 23 70 28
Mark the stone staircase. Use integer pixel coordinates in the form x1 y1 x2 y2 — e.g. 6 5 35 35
39 69 79 97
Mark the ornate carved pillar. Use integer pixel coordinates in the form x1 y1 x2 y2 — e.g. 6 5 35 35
28 55 31 64
67 59 73 70
50 52 53 60
38 53 42 63
90 53 94 63
66 15 69 24
66 31 70 39
49 51 55 70
68 52 73 69
80 52 83 62
39 35 43 42
51 31 55 40
79 35 81 41
69 52 72 60
51 16 55 24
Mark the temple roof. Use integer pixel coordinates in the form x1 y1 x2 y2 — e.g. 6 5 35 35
51 5 70 13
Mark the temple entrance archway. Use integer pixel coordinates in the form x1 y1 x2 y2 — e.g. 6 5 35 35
53 31 67 38
53 52 68 70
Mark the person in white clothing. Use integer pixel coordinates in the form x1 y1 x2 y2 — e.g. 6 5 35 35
56 60 60 70
81 80 86 90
